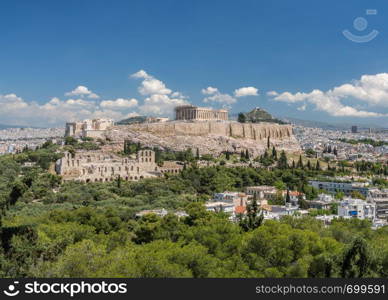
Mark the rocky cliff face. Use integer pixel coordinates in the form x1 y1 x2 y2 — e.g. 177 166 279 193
104 121 300 156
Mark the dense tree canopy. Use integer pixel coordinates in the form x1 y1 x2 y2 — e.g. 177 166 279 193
0 146 387 278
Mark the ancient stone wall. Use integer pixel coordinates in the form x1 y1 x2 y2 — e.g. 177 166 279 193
122 121 292 141
103 121 300 157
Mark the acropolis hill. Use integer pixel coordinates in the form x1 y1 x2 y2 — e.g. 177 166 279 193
104 121 300 157
67 106 301 156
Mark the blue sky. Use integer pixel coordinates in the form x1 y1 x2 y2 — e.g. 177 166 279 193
0 0 387 127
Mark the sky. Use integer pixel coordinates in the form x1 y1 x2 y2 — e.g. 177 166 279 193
0 0 388 127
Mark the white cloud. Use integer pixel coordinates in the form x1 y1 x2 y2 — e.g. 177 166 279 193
0 93 138 127
139 94 188 116
203 92 237 105
130 69 151 79
65 85 100 99
201 86 219 95
0 94 28 112
131 70 172 95
131 69 187 116
100 98 138 110
266 91 278 97
202 85 259 105
234 86 259 97
139 78 172 95
268 73 388 117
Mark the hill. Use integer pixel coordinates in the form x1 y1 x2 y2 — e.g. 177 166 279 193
116 116 147 125
239 107 287 124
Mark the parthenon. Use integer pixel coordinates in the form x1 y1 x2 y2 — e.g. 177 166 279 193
175 105 228 121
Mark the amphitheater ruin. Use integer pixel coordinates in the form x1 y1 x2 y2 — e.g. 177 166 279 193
55 149 183 182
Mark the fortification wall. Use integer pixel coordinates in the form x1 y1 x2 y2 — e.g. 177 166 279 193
122 121 292 141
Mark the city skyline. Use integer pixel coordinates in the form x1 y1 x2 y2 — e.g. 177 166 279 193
0 0 388 127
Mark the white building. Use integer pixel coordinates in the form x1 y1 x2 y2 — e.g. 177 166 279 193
65 118 114 138
213 192 248 207
205 202 236 220
338 198 375 220
309 180 370 197
245 186 277 200
367 188 388 220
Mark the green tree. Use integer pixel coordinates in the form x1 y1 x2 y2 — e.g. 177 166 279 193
239 198 264 231
297 155 304 169
277 151 288 169
341 237 375 278
237 113 246 123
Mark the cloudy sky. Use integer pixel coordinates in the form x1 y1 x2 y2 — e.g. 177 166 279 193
0 0 387 127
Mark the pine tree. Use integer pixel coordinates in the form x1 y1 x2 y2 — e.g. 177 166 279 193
225 151 230 160
341 238 371 278
292 160 296 169
245 149 250 160
316 160 321 171
307 160 311 170
267 136 270 149
196 148 200 160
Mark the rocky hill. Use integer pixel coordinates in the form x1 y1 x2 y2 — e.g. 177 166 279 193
115 116 147 125
240 107 286 124
103 121 300 157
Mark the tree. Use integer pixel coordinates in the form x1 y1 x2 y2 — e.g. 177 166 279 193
267 136 270 149
116 175 122 188
285 189 291 204
277 151 288 169
341 237 374 278
272 146 277 159
196 148 200 160
245 149 250 160
306 160 312 170
315 160 321 171
64 136 78 146
225 152 230 160
305 148 316 157
239 198 264 231
297 155 304 169
240 151 245 160
237 113 246 123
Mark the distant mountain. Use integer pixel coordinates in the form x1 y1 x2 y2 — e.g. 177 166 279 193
0 123 38 129
237 107 287 124
116 116 147 125
281 117 385 130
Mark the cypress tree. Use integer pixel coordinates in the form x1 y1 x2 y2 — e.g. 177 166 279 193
316 160 321 171
285 189 291 204
272 146 277 159
297 155 304 169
